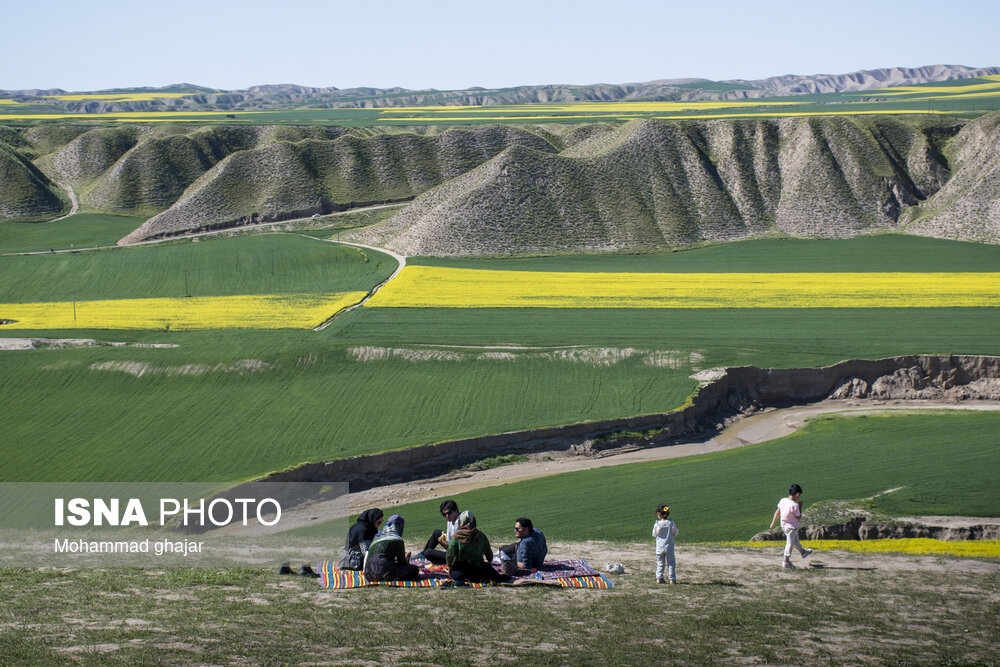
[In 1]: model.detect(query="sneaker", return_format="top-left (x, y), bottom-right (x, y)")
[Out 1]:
top-left (656, 577), bottom-right (665, 584)
top-left (299, 565), bottom-right (320, 578)
top-left (801, 548), bottom-right (813, 559)
top-left (782, 560), bottom-right (796, 569)
top-left (278, 562), bottom-right (293, 575)
top-left (669, 579), bottom-right (676, 585)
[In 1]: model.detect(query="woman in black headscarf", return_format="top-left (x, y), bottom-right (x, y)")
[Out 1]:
top-left (339, 508), bottom-right (383, 570)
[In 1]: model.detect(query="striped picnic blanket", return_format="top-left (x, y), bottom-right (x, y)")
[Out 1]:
top-left (317, 557), bottom-right (614, 589)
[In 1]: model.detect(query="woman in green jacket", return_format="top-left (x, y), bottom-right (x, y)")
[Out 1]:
top-left (446, 511), bottom-right (511, 584)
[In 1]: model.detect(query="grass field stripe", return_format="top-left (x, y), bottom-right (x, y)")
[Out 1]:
top-left (364, 267), bottom-right (1000, 308)
top-left (0, 292), bottom-right (367, 330)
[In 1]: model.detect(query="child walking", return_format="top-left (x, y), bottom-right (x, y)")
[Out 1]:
top-left (769, 483), bottom-right (812, 569)
top-left (652, 504), bottom-right (679, 584)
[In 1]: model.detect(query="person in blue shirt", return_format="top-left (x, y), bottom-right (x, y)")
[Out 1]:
top-left (499, 517), bottom-right (547, 571)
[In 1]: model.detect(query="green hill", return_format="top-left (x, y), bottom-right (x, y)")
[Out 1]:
top-left (2, 114), bottom-right (999, 250)
top-left (0, 132), bottom-right (67, 222)
top-left (343, 116), bottom-right (966, 254)
top-left (906, 111), bottom-right (1000, 242)
top-left (118, 125), bottom-right (556, 241)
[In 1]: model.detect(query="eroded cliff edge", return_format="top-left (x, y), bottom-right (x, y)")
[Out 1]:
top-left (252, 355), bottom-right (1000, 490)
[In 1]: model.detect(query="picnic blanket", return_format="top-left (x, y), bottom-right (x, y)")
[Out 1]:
top-left (317, 557), bottom-right (614, 589)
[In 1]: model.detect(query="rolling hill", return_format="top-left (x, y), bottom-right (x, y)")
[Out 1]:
top-left (1, 65), bottom-right (999, 252)
top-left (342, 114), bottom-right (1000, 255)
top-left (3, 114), bottom-right (999, 250)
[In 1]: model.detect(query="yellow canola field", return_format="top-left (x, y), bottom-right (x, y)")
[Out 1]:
top-left (0, 110), bottom-right (246, 121)
top-left (378, 100), bottom-right (805, 115)
top-left (732, 539), bottom-right (1000, 558)
top-left (364, 266), bottom-right (1000, 309)
top-left (870, 79), bottom-right (1000, 96)
top-left (909, 90), bottom-right (1000, 102)
top-left (652, 109), bottom-right (955, 120)
top-left (0, 293), bottom-right (367, 330)
top-left (387, 115), bottom-right (636, 122)
top-left (42, 92), bottom-right (197, 102)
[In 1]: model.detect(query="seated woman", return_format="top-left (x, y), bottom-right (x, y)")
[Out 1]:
top-left (339, 508), bottom-right (383, 570)
top-left (363, 514), bottom-right (420, 582)
top-left (446, 511), bottom-right (511, 584)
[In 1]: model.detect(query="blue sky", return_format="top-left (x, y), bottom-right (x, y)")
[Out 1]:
top-left (4, 0), bottom-right (998, 92)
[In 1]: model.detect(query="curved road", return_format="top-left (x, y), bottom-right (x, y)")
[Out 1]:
top-left (312, 239), bottom-right (407, 330)
top-left (340, 399), bottom-right (1000, 516)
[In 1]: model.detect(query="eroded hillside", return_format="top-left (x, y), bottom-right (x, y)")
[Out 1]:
top-left (342, 116), bottom-right (988, 255)
top-left (0, 127), bottom-right (69, 221)
top-left (1, 114), bottom-right (999, 253)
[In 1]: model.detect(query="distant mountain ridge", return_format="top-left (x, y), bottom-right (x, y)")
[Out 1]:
top-left (3, 64), bottom-right (998, 112)
top-left (727, 64), bottom-right (1000, 95)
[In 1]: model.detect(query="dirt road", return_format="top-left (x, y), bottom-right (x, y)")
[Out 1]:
top-left (344, 399), bottom-right (1000, 515)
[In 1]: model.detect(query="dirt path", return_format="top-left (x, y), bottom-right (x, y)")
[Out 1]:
top-left (2, 203), bottom-right (407, 257)
top-left (343, 399), bottom-right (1000, 515)
top-left (49, 181), bottom-right (79, 222)
top-left (312, 239), bottom-right (407, 330)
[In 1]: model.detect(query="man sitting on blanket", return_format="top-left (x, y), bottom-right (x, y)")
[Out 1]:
top-left (420, 499), bottom-right (460, 565)
top-left (498, 517), bottom-right (547, 573)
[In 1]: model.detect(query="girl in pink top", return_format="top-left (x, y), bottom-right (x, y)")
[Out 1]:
top-left (769, 483), bottom-right (812, 569)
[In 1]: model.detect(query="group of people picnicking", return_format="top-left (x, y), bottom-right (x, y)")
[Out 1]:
top-left (329, 483), bottom-right (809, 585)
top-left (339, 500), bottom-right (547, 584)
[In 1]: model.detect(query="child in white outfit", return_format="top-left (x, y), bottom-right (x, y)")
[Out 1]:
top-left (769, 483), bottom-right (812, 568)
top-left (652, 504), bottom-right (679, 584)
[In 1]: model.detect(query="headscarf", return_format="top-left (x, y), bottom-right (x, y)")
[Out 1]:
top-left (454, 510), bottom-right (480, 544)
top-left (369, 514), bottom-right (405, 550)
top-left (358, 508), bottom-right (384, 528)
top-left (346, 508), bottom-right (383, 549)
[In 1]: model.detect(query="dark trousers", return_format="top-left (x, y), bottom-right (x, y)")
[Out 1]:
top-left (421, 530), bottom-right (447, 564)
top-left (381, 562), bottom-right (420, 581)
top-left (365, 554), bottom-right (420, 582)
top-left (498, 543), bottom-right (517, 559)
top-left (449, 560), bottom-right (511, 584)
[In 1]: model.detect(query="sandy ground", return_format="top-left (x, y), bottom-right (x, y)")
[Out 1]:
top-left (568, 540), bottom-right (1000, 574)
top-left (560, 540), bottom-right (1000, 586)
top-left (344, 399), bottom-right (1000, 519)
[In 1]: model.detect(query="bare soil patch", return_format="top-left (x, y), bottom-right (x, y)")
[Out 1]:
top-left (0, 337), bottom-right (178, 350)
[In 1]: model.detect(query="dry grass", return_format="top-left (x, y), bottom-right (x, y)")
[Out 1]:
top-left (1, 543), bottom-right (996, 665)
